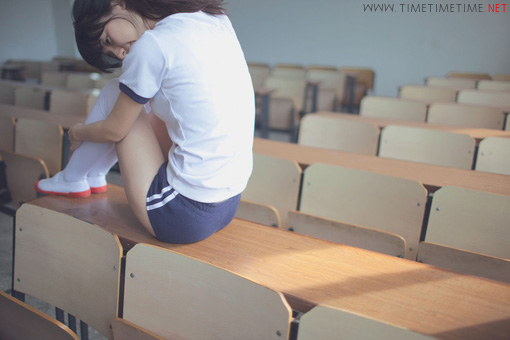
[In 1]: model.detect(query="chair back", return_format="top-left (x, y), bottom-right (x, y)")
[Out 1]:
top-left (14, 118), bottom-right (63, 175)
top-left (122, 243), bottom-right (292, 339)
top-left (0, 290), bottom-right (80, 340)
top-left (298, 114), bottom-right (380, 155)
top-left (475, 137), bottom-right (510, 175)
top-left (399, 85), bottom-right (458, 103)
top-left (288, 211), bottom-right (406, 258)
top-left (235, 200), bottom-right (281, 228)
top-left (300, 163), bottom-right (427, 259)
top-left (298, 305), bottom-right (436, 340)
top-left (360, 96), bottom-right (427, 122)
top-left (14, 204), bottom-right (123, 339)
top-left (242, 153), bottom-right (301, 229)
top-left (378, 125), bottom-right (475, 169)
top-left (0, 149), bottom-right (49, 206)
top-left (425, 77), bottom-right (476, 90)
top-left (425, 186), bottom-right (510, 259)
top-left (427, 103), bottom-right (505, 129)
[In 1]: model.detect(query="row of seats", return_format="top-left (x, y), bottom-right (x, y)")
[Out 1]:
top-left (443, 71), bottom-right (510, 82)
top-left (359, 95), bottom-right (509, 129)
top-left (0, 80), bottom-right (99, 115)
top-left (297, 114), bottom-right (510, 174)
top-left (250, 63), bottom-right (375, 108)
top-left (426, 76), bottom-right (510, 92)
top-left (399, 84), bottom-right (510, 108)
top-left (0, 81), bottom-right (101, 209)
top-left (249, 63), bottom-right (375, 139)
top-left (1, 57), bottom-right (101, 82)
top-left (237, 153), bottom-right (509, 283)
top-left (41, 70), bottom-right (120, 90)
top-left (4, 204), bottom-right (436, 340)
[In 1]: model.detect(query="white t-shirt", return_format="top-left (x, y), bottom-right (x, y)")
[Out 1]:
top-left (119, 12), bottom-right (255, 203)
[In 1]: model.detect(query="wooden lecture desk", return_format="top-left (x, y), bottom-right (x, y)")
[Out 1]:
top-left (253, 138), bottom-right (510, 196)
top-left (316, 112), bottom-right (510, 143)
top-left (24, 185), bottom-right (510, 340)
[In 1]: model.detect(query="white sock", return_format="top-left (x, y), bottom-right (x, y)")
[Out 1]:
top-left (62, 141), bottom-right (116, 182)
top-left (87, 148), bottom-right (118, 178)
top-left (61, 79), bottom-right (121, 183)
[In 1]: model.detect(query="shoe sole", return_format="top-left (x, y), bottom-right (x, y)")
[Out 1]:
top-left (35, 181), bottom-right (91, 198)
top-left (91, 185), bottom-right (108, 194)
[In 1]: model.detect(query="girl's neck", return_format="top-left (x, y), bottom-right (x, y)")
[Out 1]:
top-left (145, 18), bottom-right (160, 30)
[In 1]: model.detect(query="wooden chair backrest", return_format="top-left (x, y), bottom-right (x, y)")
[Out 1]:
top-left (306, 69), bottom-right (346, 111)
top-left (360, 96), bottom-right (427, 122)
top-left (14, 118), bottom-right (63, 175)
top-left (399, 85), bottom-right (458, 103)
top-left (41, 72), bottom-right (67, 87)
top-left (14, 86), bottom-right (46, 109)
top-left (266, 96), bottom-right (299, 131)
top-left (378, 125), bottom-right (475, 169)
top-left (14, 204), bottom-right (123, 339)
top-left (123, 243), bottom-right (292, 340)
top-left (271, 63), bottom-right (306, 78)
top-left (66, 73), bottom-right (100, 90)
top-left (40, 61), bottom-right (60, 75)
top-left (447, 71), bottom-right (491, 81)
top-left (20, 61), bottom-right (43, 81)
top-left (0, 149), bottom-right (49, 207)
top-left (0, 82), bottom-right (15, 104)
top-left (417, 242), bottom-right (510, 284)
top-left (425, 77), bottom-right (477, 90)
top-left (299, 163), bottom-right (427, 259)
top-left (427, 103), bottom-right (505, 129)
top-left (457, 89), bottom-right (510, 111)
top-left (475, 137), bottom-right (510, 175)
top-left (425, 186), bottom-right (510, 259)
top-left (339, 67), bottom-right (375, 90)
top-left (111, 318), bottom-right (178, 340)
top-left (235, 199), bottom-right (281, 228)
top-left (297, 305), bottom-right (436, 340)
top-left (50, 89), bottom-right (99, 117)
top-left (263, 75), bottom-right (307, 110)
top-left (306, 68), bottom-right (345, 91)
top-left (288, 211), bottom-right (406, 258)
top-left (298, 114), bottom-right (380, 155)
top-left (0, 116), bottom-right (15, 151)
top-left (242, 153), bottom-right (301, 229)
top-left (248, 63), bottom-right (271, 89)
top-left (476, 80), bottom-right (510, 92)
top-left (0, 290), bottom-right (80, 340)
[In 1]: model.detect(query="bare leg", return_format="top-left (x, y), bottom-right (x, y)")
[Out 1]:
top-left (115, 111), bottom-right (165, 237)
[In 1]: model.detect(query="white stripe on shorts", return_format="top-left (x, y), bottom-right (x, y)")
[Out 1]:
top-left (146, 185), bottom-right (173, 203)
top-left (146, 190), bottom-right (178, 211)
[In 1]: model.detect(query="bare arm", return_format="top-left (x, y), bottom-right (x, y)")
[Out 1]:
top-left (69, 92), bottom-right (144, 149)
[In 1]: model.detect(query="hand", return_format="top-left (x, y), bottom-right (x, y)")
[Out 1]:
top-left (68, 123), bottom-right (83, 151)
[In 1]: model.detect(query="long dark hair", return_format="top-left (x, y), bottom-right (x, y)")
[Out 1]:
top-left (73, 0), bottom-right (226, 73)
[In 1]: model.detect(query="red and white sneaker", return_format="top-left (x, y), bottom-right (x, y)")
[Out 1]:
top-left (87, 175), bottom-right (108, 194)
top-left (35, 172), bottom-right (91, 198)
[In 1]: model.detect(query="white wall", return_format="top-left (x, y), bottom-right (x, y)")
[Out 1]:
top-left (0, 0), bottom-right (74, 63)
top-left (225, 0), bottom-right (510, 96)
top-left (1, 0), bottom-right (508, 96)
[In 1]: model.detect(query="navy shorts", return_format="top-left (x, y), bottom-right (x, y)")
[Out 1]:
top-left (146, 162), bottom-right (241, 244)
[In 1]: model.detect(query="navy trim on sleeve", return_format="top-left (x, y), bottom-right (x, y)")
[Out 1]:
top-left (119, 83), bottom-right (150, 104)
